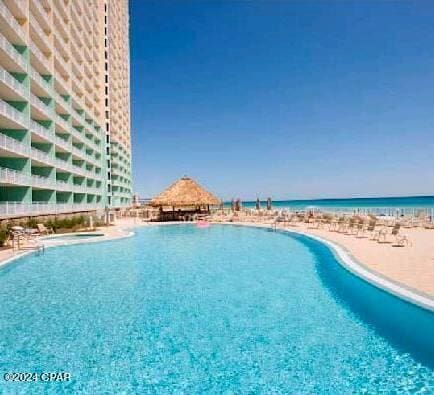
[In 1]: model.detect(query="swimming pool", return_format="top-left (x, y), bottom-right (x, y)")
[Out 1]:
top-left (41, 233), bottom-right (105, 243)
top-left (0, 225), bottom-right (433, 393)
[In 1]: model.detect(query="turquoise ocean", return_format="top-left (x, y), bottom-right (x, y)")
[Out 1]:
top-left (225, 195), bottom-right (434, 213)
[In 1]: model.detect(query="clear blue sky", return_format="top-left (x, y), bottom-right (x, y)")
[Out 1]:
top-left (130, 0), bottom-right (434, 201)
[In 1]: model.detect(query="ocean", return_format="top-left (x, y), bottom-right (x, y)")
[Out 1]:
top-left (225, 196), bottom-right (434, 214)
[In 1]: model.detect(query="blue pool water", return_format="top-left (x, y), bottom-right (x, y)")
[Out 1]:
top-left (0, 225), bottom-right (433, 393)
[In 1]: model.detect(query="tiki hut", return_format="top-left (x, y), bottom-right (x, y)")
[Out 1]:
top-left (149, 176), bottom-right (221, 221)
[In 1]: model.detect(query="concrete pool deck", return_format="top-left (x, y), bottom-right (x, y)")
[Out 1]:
top-left (1, 218), bottom-right (433, 310)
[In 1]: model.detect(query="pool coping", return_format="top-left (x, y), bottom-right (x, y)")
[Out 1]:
top-left (1, 221), bottom-right (433, 312)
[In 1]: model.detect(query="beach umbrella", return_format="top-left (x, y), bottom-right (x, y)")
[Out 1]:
top-left (266, 197), bottom-right (272, 210)
top-left (231, 198), bottom-right (235, 212)
top-left (256, 198), bottom-right (261, 210)
top-left (235, 199), bottom-right (241, 211)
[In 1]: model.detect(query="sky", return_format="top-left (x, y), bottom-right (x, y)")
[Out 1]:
top-left (130, 0), bottom-right (434, 201)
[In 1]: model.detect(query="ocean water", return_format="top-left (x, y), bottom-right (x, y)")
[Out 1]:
top-left (0, 225), bottom-right (433, 393)
top-left (228, 195), bottom-right (434, 212)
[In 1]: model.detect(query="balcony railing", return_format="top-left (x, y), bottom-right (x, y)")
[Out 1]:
top-left (30, 92), bottom-right (52, 118)
top-left (0, 1), bottom-right (26, 42)
top-left (29, 41), bottom-right (51, 73)
top-left (0, 98), bottom-right (28, 128)
top-left (0, 132), bottom-right (30, 157)
top-left (29, 68), bottom-right (51, 95)
top-left (0, 65), bottom-right (28, 99)
top-left (0, 166), bottom-right (30, 186)
top-left (0, 202), bottom-right (104, 218)
top-left (29, 10), bottom-right (51, 51)
top-left (31, 0), bottom-right (51, 30)
top-left (0, 31), bottom-right (27, 71)
top-left (29, 119), bottom-right (53, 142)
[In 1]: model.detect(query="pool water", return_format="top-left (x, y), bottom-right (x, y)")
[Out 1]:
top-left (0, 225), bottom-right (433, 393)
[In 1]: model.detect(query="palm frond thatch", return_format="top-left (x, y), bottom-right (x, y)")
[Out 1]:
top-left (150, 177), bottom-right (221, 207)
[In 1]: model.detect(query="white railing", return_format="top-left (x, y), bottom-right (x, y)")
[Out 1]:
top-left (29, 10), bottom-right (51, 50)
top-left (31, 173), bottom-right (55, 189)
top-left (0, 132), bottom-right (30, 156)
top-left (30, 146), bottom-right (52, 165)
top-left (0, 99), bottom-right (28, 128)
top-left (29, 119), bottom-right (53, 141)
top-left (0, 162), bottom-right (103, 196)
top-left (0, 202), bottom-right (104, 218)
top-left (29, 41), bottom-right (51, 73)
top-left (31, 0), bottom-right (50, 28)
top-left (0, 166), bottom-right (29, 185)
top-left (52, 6), bottom-right (69, 41)
top-left (55, 113), bottom-right (70, 132)
top-left (54, 72), bottom-right (69, 96)
top-left (30, 92), bottom-right (52, 118)
top-left (0, 65), bottom-right (28, 99)
top-left (0, 1), bottom-right (26, 41)
top-left (52, 90), bottom-right (70, 113)
top-left (54, 134), bottom-right (72, 152)
top-left (55, 179), bottom-right (72, 192)
top-left (30, 68), bottom-right (51, 95)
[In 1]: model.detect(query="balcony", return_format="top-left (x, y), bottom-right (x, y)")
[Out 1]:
top-left (52, 6), bottom-right (69, 42)
top-left (30, 146), bottom-right (53, 167)
top-left (29, 119), bottom-right (53, 143)
top-left (30, 0), bottom-right (51, 31)
top-left (0, 202), bottom-right (105, 218)
top-left (54, 133), bottom-right (72, 152)
top-left (0, 64), bottom-right (28, 100)
top-left (30, 92), bottom-right (52, 119)
top-left (0, 31), bottom-right (27, 73)
top-left (55, 113), bottom-right (70, 133)
top-left (0, 0), bottom-right (26, 46)
top-left (30, 68), bottom-right (51, 97)
top-left (0, 98), bottom-right (28, 129)
top-left (31, 173), bottom-right (57, 189)
top-left (0, 165), bottom-right (30, 186)
top-left (29, 41), bottom-right (51, 75)
top-left (0, 132), bottom-right (29, 157)
top-left (29, 11), bottom-right (52, 54)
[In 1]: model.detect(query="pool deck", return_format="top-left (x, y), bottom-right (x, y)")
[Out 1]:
top-left (1, 218), bottom-right (433, 310)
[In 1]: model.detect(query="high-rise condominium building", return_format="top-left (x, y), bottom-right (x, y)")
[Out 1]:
top-left (0, 0), bottom-right (132, 219)
top-left (104, 0), bottom-right (132, 208)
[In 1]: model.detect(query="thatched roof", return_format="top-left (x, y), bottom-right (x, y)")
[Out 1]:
top-left (150, 177), bottom-right (221, 207)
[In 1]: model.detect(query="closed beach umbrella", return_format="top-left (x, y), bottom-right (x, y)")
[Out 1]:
top-left (266, 197), bottom-right (272, 210)
top-left (256, 198), bottom-right (261, 210)
top-left (235, 199), bottom-right (241, 211)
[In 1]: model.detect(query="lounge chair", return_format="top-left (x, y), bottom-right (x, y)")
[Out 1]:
top-left (376, 224), bottom-right (410, 246)
top-left (357, 219), bottom-right (376, 238)
top-left (37, 223), bottom-right (53, 235)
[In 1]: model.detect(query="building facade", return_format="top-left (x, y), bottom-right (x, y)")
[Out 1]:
top-left (104, 0), bottom-right (132, 208)
top-left (0, 0), bottom-right (132, 219)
